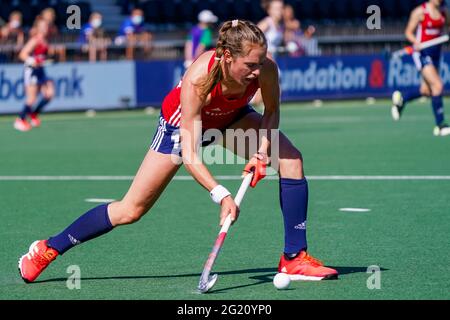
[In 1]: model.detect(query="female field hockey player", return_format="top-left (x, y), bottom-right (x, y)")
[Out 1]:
top-left (18, 20), bottom-right (338, 283)
top-left (391, 0), bottom-right (450, 136)
top-left (14, 17), bottom-right (55, 132)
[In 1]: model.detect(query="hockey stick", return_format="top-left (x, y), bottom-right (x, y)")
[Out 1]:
top-left (197, 172), bottom-right (253, 293)
top-left (391, 34), bottom-right (449, 59)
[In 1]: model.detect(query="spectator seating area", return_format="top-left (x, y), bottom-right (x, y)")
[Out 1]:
top-left (0, 0), bottom-right (92, 28)
top-left (0, 0), bottom-right (438, 61)
top-left (1, 0), bottom-right (427, 33)
top-left (126, 0), bottom-right (425, 28)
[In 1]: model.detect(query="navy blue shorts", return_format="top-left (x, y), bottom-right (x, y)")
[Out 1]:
top-left (150, 105), bottom-right (256, 156)
top-left (412, 46), bottom-right (441, 71)
top-left (24, 66), bottom-right (49, 86)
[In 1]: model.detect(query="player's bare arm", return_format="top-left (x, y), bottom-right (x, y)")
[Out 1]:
top-left (258, 56), bottom-right (280, 157)
top-left (180, 51), bottom-right (218, 191)
top-left (18, 37), bottom-right (37, 64)
top-left (405, 6), bottom-right (424, 46)
top-left (180, 52), bottom-right (239, 224)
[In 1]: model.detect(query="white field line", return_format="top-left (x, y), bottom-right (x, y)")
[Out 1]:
top-left (339, 208), bottom-right (371, 212)
top-left (85, 198), bottom-right (116, 203)
top-left (1, 175), bottom-right (450, 181)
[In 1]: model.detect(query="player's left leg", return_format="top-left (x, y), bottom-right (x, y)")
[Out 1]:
top-left (222, 111), bottom-right (338, 280)
top-left (393, 52), bottom-right (437, 121)
top-left (421, 64), bottom-right (450, 136)
top-left (391, 87), bottom-right (423, 121)
top-left (31, 80), bottom-right (54, 127)
top-left (393, 79), bottom-right (432, 120)
top-left (14, 83), bottom-right (38, 131)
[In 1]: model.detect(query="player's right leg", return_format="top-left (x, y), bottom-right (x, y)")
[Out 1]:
top-left (19, 130), bottom-right (181, 283)
top-left (30, 80), bottom-right (55, 127)
top-left (14, 84), bottom-right (37, 132)
top-left (223, 111), bottom-right (338, 280)
top-left (421, 64), bottom-right (450, 136)
top-left (108, 150), bottom-right (180, 226)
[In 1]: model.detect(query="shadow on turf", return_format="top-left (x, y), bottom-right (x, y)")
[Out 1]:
top-left (333, 266), bottom-right (388, 275)
top-left (32, 265), bottom-right (381, 293)
top-left (208, 266), bottom-right (383, 294)
top-left (32, 267), bottom-right (278, 285)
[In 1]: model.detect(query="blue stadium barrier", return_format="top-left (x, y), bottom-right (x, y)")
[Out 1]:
top-left (2, 53), bottom-right (450, 114)
top-left (135, 53), bottom-right (450, 106)
top-left (0, 61), bottom-right (136, 114)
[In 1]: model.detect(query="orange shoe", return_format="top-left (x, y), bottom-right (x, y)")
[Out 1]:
top-left (18, 240), bottom-right (59, 283)
top-left (13, 118), bottom-right (32, 132)
top-left (278, 251), bottom-right (338, 281)
top-left (30, 113), bottom-right (41, 127)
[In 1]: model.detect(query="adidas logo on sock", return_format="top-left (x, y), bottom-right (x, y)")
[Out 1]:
top-left (294, 222), bottom-right (306, 230)
top-left (68, 234), bottom-right (81, 245)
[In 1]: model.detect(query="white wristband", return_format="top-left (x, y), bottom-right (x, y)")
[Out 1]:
top-left (25, 56), bottom-right (35, 66)
top-left (210, 185), bottom-right (231, 205)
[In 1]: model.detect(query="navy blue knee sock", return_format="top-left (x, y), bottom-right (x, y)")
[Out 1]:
top-left (19, 104), bottom-right (32, 120)
top-left (279, 178), bottom-right (308, 254)
top-left (402, 88), bottom-right (422, 105)
top-left (34, 98), bottom-right (51, 114)
top-left (47, 204), bottom-right (113, 254)
top-left (431, 96), bottom-right (445, 126)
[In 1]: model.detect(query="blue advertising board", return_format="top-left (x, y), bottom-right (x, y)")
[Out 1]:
top-left (135, 53), bottom-right (450, 106)
top-left (2, 53), bottom-right (450, 115)
top-left (0, 61), bottom-right (136, 114)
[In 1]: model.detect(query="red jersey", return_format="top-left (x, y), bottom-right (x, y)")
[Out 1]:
top-left (32, 37), bottom-right (48, 67)
top-left (417, 3), bottom-right (446, 43)
top-left (161, 53), bottom-right (260, 130)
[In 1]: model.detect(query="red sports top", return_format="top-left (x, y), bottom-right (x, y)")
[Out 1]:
top-left (417, 3), bottom-right (446, 43)
top-left (161, 52), bottom-right (260, 130)
top-left (32, 37), bottom-right (48, 67)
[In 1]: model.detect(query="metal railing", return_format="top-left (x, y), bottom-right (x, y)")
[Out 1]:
top-left (2, 33), bottom-right (450, 63)
top-left (0, 38), bottom-right (185, 63)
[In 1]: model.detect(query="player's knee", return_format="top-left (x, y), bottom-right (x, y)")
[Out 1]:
top-left (42, 92), bottom-right (53, 100)
top-left (279, 155), bottom-right (303, 169)
top-left (420, 86), bottom-right (431, 96)
top-left (279, 147), bottom-right (304, 173)
top-left (112, 202), bottom-right (147, 225)
top-left (431, 82), bottom-right (443, 96)
top-left (122, 206), bottom-right (146, 224)
top-left (280, 145), bottom-right (303, 162)
top-left (44, 92), bottom-right (54, 100)
top-left (44, 84), bottom-right (55, 99)
top-left (26, 98), bottom-right (36, 105)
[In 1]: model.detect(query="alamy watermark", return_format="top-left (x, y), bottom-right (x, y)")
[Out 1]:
top-left (366, 265), bottom-right (381, 290)
top-left (66, 5), bottom-right (81, 30)
top-left (168, 121), bottom-right (281, 174)
top-left (66, 265), bottom-right (81, 290)
top-left (367, 5), bottom-right (381, 30)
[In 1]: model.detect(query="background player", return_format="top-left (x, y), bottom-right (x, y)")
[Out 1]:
top-left (391, 0), bottom-right (450, 136)
top-left (14, 17), bottom-right (54, 132)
